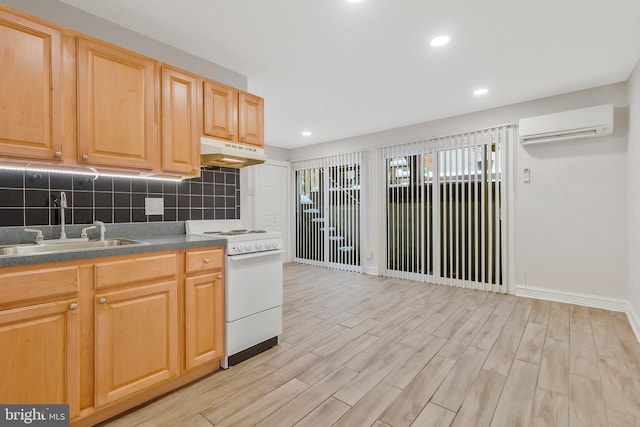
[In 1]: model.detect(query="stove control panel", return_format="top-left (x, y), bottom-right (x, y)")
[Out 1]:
top-left (227, 238), bottom-right (283, 255)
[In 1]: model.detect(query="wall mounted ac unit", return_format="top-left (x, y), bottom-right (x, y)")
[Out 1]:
top-left (519, 104), bottom-right (613, 145)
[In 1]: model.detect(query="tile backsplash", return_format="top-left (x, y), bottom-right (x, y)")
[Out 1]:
top-left (0, 167), bottom-right (240, 227)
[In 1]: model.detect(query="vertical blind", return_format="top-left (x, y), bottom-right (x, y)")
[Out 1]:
top-left (379, 125), bottom-right (511, 292)
top-left (292, 152), bottom-right (362, 272)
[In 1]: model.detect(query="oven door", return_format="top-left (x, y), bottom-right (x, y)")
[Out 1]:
top-left (226, 249), bottom-right (284, 322)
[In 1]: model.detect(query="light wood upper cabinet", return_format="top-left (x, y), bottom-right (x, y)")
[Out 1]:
top-left (0, 299), bottom-right (80, 418)
top-left (77, 37), bottom-right (157, 170)
top-left (203, 80), bottom-right (264, 147)
top-left (161, 66), bottom-right (201, 178)
top-left (0, 9), bottom-right (66, 161)
top-left (203, 80), bottom-right (236, 141)
top-left (238, 92), bottom-right (264, 146)
top-left (0, 7), bottom-right (265, 175)
top-left (94, 281), bottom-right (179, 406)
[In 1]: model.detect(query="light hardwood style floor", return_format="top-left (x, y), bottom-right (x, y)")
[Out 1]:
top-left (102, 263), bottom-right (640, 427)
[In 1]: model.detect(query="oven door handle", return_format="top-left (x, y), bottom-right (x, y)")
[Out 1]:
top-left (228, 250), bottom-right (284, 261)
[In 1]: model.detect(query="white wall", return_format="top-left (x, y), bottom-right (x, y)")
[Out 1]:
top-left (289, 82), bottom-right (629, 301)
top-left (628, 60), bottom-right (640, 321)
top-left (516, 107), bottom-right (627, 300)
top-left (264, 145), bottom-right (290, 162)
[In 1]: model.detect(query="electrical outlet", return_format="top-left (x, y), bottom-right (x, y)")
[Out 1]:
top-left (145, 198), bottom-right (164, 215)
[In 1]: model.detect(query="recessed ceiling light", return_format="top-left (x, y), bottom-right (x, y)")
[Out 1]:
top-left (430, 35), bottom-right (450, 47)
top-left (302, 131), bottom-right (312, 137)
top-left (473, 88), bottom-right (489, 96)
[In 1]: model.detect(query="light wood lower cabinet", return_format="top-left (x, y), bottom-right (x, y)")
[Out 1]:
top-left (184, 248), bottom-right (225, 371)
top-left (0, 299), bottom-right (80, 418)
top-left (94, 281), bottom-right (179, 406)
top-left (185, 273), bottom-right (224, 370)
top-left (0, 247), bottom-right (224, 425)
top-left (0, 264), bottom-right (80, 418)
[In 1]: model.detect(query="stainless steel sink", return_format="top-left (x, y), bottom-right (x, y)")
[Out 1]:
top-left (0, 238), bottom-right (148, 256)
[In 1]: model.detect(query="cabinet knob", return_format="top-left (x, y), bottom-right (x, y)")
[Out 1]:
top-left (217, 275), bottom-right (223, 280)
top-left (69, 303), bottom-right (78, 311)
top-left (241, 135), bottom-right (246, 140)
top-left (82, 154), bottom-right (89, 160)
top-left (98, 297), bottom-right (106, 304)
top-left (229, 133), bottom-right (235, 137)
top-left (203, 258), bottom-right (210, 264)
top-left (54, 151), bottom-right (62, 158)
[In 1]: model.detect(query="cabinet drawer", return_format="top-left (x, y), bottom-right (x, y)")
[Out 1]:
top-left (0, 266), bottom-right (78, 306)
top-left (95, 254), bottom-right (177, 289)
top-left (185, 248), bottom-right (223, 274)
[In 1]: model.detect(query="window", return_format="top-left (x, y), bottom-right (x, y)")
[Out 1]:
top-left (380, 126), bottom-right (510, 292)
top-left (293, 152), bottom-right (362, 272)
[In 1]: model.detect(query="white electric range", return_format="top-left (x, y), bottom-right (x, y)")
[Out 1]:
top-left (185, 220), bottom-right (283, 368)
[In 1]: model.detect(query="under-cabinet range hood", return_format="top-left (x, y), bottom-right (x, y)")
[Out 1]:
top-left (200, 137), bottom-right (266, 168)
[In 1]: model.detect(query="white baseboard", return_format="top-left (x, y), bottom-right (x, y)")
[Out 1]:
top-left (514, 284), bottom-right (629, 312)
top-left (364, 266), bottom-right (379, 276)
top-left (627, 303), bottom-right (640, 343)
top-left (515, 284), bottom-right (640, 342)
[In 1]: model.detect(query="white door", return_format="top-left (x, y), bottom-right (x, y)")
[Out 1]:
top-left (253, 161), bottom-right (290, 259)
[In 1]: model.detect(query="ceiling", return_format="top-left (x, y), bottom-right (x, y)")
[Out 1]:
top-left (58, 0), bottom-right (640, 149)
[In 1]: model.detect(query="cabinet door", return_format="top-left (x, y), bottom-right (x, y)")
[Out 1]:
top-left (0, 299), bottom-right (80, 418)
top-left (77, 37), bottom-right (156, 170)
top-left (0, 10), bottom-right (64, 160)
top-left (185, 273), bottom-right (224, 370)
top-left (95, 281), bottom-right (178, 406)
top-left (161, 66), bottom-right (200, 177)
top-left (203, 81), bottom-right (237, 140)
top-left (238, 92), bottom-right (264, 147)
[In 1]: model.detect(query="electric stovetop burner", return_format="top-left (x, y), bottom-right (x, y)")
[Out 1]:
top-left (203, 229), bottom-right (267, 235)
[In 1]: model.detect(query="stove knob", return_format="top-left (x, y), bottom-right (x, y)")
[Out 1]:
top-left (273, 241), bottom-right (279, 249)
top-left (234, 244), bottom-right (242, 253)
top-left (256, 242), bottom-right (263, 250)
top-left (244, 243), bottom-right (253, 252)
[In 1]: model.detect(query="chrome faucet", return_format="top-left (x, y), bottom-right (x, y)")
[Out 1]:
top-left (24, 228), bottom-right (44, 243)
top-left (94, 221), bottom-right (106, 241)
top-left (79, 221), bottom-right (105, 240)
top-left (58, 192), bottom-right (67, 240)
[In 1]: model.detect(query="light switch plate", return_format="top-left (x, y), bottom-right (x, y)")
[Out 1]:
top-left (523, 168), bottom-right (531, 183)
top-left (145, 197), bottom-right (164, 215)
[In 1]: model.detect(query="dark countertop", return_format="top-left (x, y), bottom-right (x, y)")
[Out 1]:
top-left (0, 234), bottom-right (226, 268)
